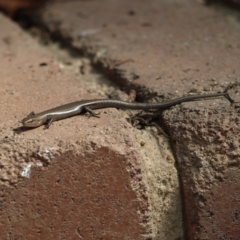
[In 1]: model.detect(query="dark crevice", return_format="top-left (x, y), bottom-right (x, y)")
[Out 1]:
top-left (15, 10), bottom-right (159, 103)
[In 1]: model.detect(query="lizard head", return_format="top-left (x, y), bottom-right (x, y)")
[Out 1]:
top-left (20, 112), bottom-right (46, 128)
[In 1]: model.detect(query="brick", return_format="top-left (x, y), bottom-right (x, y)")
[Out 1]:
top-left (0, 11), bottom-right (182, 240)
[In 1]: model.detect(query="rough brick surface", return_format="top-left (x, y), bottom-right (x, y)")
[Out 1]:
top-left (0, 148), bottom-right (148, 239)
top-left (164, 102), bottom-right (240, 239)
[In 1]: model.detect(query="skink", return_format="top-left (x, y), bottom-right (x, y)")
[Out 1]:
top-left (20, 92), bottom-right (229, 128)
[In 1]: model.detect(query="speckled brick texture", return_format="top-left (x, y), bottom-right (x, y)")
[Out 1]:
top-left (0, 147), bottom-right (148, 239)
